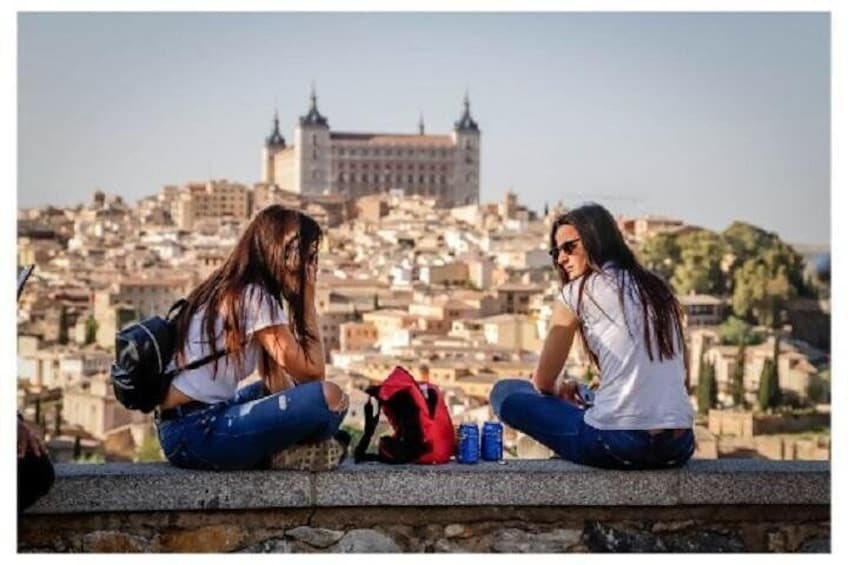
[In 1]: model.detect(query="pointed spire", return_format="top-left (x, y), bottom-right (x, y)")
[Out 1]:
top-left (266, 107), bottom-right (286, 147)
top-left (300, 83), bottom-right (328, 128)
top-left (454, 91), bottom-right (479, 133)
top-left (418, 112), bottom-right (425, 135)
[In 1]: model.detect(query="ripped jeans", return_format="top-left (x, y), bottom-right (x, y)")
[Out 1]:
top-left (490, 379), bottom-right (695, 470)
top-left (157, 380), bottom-right (347, 470)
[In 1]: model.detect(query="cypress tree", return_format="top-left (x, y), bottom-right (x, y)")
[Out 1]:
top-left (58, 305), bottom-right (69, 345)
top-left (732, 343), bottom-right (747, 408)
top-left (758, 334), bottom-right (784, 412)
top-left (697, 354), bottom-right (716, 415)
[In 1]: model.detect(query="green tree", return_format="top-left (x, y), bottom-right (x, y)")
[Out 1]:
top-left (73, 436), bottom-right (82, 459)
top-left (731, 343), bottom-right (747, 408)
top-left (722, 221), bottom-right (780, 268)
top-left (697, 355), bottom-right (718, 415)
top-left (84, 316), bottom-right (98, 345)
top-left (732, 247), bottom-right (797, 327)
top-left (757, 336), bottom-right (783, 412)
top-left (806, 369), bottom-right (830, 405)
top-left (135, 435), bottom-right (165, 462)
top-left (718, 316), bottom-right (764, 346)
top-left (671, 229), bottom-right (727, 295)
top-left (639, 232), bottom-right (681, 281)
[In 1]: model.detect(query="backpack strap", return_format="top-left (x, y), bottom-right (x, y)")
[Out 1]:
top-left (166, 299), bottom-right (188, 321)
top-left (354, 395), bottom-right (384, 463)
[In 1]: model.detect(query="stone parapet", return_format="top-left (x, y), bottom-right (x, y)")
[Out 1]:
top-left (20, 459), bottom-right (830, 553)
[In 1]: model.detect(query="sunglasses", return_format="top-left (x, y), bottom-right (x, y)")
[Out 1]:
top-left (548, 238), bottom-right (581, 259)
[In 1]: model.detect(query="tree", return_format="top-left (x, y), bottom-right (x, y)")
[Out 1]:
top-left (718, 316), bottom-right (764, 346)
top-left (84, 316), bottom-right (98, 345)
top-left (73, 436), bottom-right (82, 460)
top-left (722, 221), bottom-right (780, 269)
top-left (731, 343), bottom-right (747, 408)
top-left (697, 354), bottom-right (718, 415)
top-left (57, 305), bottom-right (69, 345)
top-left (732, 251), bottom-right (793, 327)
top-left (807, 369), bottom-right (830, 405)
top-left (670, 229), bottom-right (727, 295)
top-left (53, 405), bottom-right (62, 436)
top-left (638, 232), bottom-right (680, 282)
top-left (757, 336), bottom-right (783, 412)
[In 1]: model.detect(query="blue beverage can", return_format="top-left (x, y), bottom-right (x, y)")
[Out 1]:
top-left (456, 423), bottom-right (480, 464)
top-left (481, 421), bottom-right (503, 461)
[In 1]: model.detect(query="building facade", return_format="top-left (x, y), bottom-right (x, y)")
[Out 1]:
top-left (262, 89), bottom-right (481, 207)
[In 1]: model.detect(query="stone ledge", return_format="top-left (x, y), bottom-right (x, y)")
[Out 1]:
top-left (27, 459), bottom-right (830, 515)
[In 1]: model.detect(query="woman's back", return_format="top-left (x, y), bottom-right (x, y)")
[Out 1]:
top-left (561, 264), bottom-right (694, 430)
top-left (168, 283), bottom-right (287, 404)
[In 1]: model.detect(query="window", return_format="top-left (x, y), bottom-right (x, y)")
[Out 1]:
top-left (312, 134), bottom-right (317, 146)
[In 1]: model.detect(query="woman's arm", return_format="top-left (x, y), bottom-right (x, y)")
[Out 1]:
top-left (533, 299), bottom-right (580, 394)
top-left (254, 264), bottom-right (325, 392)
top-left (255, 304), bottom-right (325, 391)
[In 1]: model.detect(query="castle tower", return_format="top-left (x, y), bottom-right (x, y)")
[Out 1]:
top-left (262, 110), bottom-right (287, 184)
top-left (294, 85), bottom-right (331, 195)
top-left (451, 92), bottom-right (481, 206)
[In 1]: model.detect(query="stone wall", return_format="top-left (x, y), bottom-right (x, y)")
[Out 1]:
top-left (19, 459), bottom-right (830, 553)
top-left (20, 505), bottom-right (830, 553)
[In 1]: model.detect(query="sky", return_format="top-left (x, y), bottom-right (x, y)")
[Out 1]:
top-left (17, 12), bottom-right (830, 245)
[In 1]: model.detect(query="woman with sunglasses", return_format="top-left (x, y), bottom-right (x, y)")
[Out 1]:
top-left (156, 205), bottom-right (349, 471)
top-left (490, 203), bottom-right (695, 469)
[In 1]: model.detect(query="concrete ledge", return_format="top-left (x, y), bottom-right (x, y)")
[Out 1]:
top-left (27, 459), bottom-right (830, 515)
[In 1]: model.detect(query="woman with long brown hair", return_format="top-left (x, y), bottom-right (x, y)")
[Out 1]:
top-left (490, 203), bottom-right (695, 469)
top-left (156, 205), bottom-right (348, 471)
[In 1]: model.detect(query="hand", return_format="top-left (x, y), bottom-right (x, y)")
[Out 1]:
top-left (556, 379), bottom-right (588, 408)
top-left (18, 419), bottom-right (47, 459)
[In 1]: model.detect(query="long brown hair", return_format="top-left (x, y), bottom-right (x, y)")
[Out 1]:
top-left (550, 203), bottom-right (686, 369)
top-left (173, 205), bottom-right (322, 374)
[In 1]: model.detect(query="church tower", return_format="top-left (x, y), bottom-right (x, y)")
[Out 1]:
top-left (294, 85), bottom-right (331, 195)
top-left (261, 110), bottom-right (287, 184)
top-left (451, 92), bottom-right (481, 205)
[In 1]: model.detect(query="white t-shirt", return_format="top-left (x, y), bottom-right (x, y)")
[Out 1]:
top-left (169, 284), bottom-right (288, 404)
top-left (560, 264), bottom-right (694, 430)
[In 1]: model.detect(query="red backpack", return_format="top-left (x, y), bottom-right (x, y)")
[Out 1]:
top-left (354, 366), bottom-right (456, 464)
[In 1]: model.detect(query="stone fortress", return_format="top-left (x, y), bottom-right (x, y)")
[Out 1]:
top-left (261, 87), bottom-right (481, 207)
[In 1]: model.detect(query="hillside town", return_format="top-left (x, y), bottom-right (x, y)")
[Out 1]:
top-left (16, 185), bottom-right (831, 463)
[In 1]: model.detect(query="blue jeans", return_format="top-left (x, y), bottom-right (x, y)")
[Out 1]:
top-left (490, 379), bottom-right (695, 470)
top-left (157, 380), bottom-right (347, 470)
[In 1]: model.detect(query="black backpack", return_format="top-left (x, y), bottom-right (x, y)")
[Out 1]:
top-left (110, 300), bottom-right (225, 413)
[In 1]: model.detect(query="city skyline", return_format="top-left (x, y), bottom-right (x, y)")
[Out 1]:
top-left (18, 12), bottom-right (830, 245)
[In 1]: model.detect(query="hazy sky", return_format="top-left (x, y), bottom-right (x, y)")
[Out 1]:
top-left (17, 12), bottom-right (830, 245)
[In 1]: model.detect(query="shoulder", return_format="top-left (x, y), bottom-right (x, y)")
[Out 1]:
top-left (241, 283), bottom-right (288, 321)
